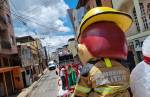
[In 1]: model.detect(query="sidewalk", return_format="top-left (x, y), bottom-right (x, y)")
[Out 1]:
top-left (17, 68), bottom-right (48, 97)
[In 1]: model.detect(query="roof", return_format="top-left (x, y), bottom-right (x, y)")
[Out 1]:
top-left (16, 36), bottom-right (35, 43)
top-left (76, 0), bottom-right (88, 9)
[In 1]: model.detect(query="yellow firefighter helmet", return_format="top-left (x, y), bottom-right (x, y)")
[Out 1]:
top-left (77, 7), bottom-right (133, 41)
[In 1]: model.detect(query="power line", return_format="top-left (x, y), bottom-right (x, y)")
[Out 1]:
top-left (9, 0), bottom-right (42, 23)
top-left (1, 5), bottom-right (60, 33)
top-left (4, 1), bottom-right (62, 32)
top-left (9, 0), bottom-right (52, 27)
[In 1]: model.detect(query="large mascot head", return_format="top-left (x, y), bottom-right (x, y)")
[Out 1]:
top-left (77, 7), bottom-right (132, 64)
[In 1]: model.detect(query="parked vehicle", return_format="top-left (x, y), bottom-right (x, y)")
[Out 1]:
top-left (48, 61), bottom-right (56, 70)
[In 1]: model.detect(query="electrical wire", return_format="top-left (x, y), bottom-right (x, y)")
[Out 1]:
top-left (3, 1), bottom-right (61, 32)
top-left (1, 0), bottom-right (71, 50)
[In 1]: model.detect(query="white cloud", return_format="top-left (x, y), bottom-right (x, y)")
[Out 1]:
top-left (14, 27), bottom-right (35, 37)
top-left (58, 26), bottom-right (71, 32)
top-left (41, 35), bottom-right (74, 52)
top-left (11, 0), bottom-right (74, 51)
top-left (11, 0), bottom-right (71, 33)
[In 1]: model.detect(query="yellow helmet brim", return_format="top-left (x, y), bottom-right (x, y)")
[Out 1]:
top-left (77, 7), bottom-right (133, 41)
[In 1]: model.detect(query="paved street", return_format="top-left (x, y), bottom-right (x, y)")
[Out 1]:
top-left (30, 70), bottom-right (58, 97)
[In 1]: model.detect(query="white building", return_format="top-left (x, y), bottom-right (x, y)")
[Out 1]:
top-left (112, 0), bottom-right (150, 63)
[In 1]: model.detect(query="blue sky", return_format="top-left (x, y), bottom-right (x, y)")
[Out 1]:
top-left (64, 0), bottom-right (78, 8)
top-left (56, 0), bottom-right (78, 36)
top-left (11, 0), bottom-right (78, 52)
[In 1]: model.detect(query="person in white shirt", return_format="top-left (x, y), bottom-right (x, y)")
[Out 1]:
top-left (60, 67), bottom-right (66, 90)
top-left (130, 35), bottom-right (150, 97)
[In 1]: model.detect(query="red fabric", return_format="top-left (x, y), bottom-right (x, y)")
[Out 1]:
top-left (64, 70), bottom-right (69, 89)
top-left (80, 22), bottom-right (127, 59)
top-left (144, 56), bottom-right (150, 64)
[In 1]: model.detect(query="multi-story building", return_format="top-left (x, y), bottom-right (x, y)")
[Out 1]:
top-left (112, 0), bottom-right (150, 63)
top-left (15, 36), bottom-right (35, 87)
top-left (15, 36), bottom-right (46, 87)
top-left (67, 38), bottom-right (77, 57)
top-left (16, 36), bottom-right (41, 66)
top-left (0, 0), bottom-right (17, 55)
top-left (0, 0), bottom-right (18, 96)
top-left (50, 52), bottom-right (59, 63)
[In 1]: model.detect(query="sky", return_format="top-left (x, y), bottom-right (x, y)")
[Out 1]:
top-left (10, 0), bottom-right (78, 52)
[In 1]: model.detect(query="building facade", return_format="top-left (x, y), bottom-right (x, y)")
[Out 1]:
top-left (0, 0), bottom-right (17, 55)
top-left (67, 38), bottom-right (77, 57)
top-left (0, 0), bottom-right (18, 96)
top-left (112, 0), bottom-right (150, 63)
top-left (16, 36), bottom-right (46, 87)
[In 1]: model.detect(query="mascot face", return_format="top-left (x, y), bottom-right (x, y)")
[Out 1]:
top-left (78, 22), bottom-right (127, 64)
top-left (77, 44), bottom-right (94, 64)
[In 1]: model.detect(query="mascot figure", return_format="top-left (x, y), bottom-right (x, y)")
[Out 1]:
top-left (72, 7), bottom-right (133, 97)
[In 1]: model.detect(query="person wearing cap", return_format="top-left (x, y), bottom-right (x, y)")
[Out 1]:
top-left (72, 7), bottom-right (133, 97)
top-left (130, 36), bottom-right (150, 97)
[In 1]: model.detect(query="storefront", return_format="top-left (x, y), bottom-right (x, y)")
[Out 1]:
top-left (0, 66), bottom-right (23, 96)
top-left (0, 67), bottom-right (14, 96)
top-left (128, 35), bottom-right (148, 64)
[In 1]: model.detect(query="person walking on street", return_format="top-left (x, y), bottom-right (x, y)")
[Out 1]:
top-left (60, 66), bottom-right (66, 90)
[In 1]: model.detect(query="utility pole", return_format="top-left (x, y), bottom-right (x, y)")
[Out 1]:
top-left (44, 46), bottom-right (48, 67)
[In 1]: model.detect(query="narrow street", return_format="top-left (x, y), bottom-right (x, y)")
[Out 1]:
top-left (30, 70), bottom-right (58, 97)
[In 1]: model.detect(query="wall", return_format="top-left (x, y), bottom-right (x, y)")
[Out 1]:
top-left (112, 0), bottom-right (150, 63)
top-left (68, 40), bottom-right (77, 57)
top-left (101, 0), bottom-right (112, 7)
top-left (19, 45), bottom-right (33, 67)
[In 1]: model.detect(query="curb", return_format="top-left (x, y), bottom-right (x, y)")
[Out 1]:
top-left (17, 68), bottom-right (48, 97)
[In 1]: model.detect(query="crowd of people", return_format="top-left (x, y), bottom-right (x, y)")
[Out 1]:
top-left (57, 58), bottom-right (82, 91)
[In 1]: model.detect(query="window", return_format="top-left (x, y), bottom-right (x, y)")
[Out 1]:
top-left (96, 0), bottom-right (102, 6)
top-left (147, 3), bottom-right (150, 19)
top-left (147, 3), bottom-right (150, 27)
top-left (6, 14), bottom-right (11, 24)
top-left (0, 15), bottom-right (7, 25)
top-left (137, 51), bottom-right (143, 62)
top-left (133, 8), bottom-right (140, 32)
top-left (139, 3), bottom-right (149, 30)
